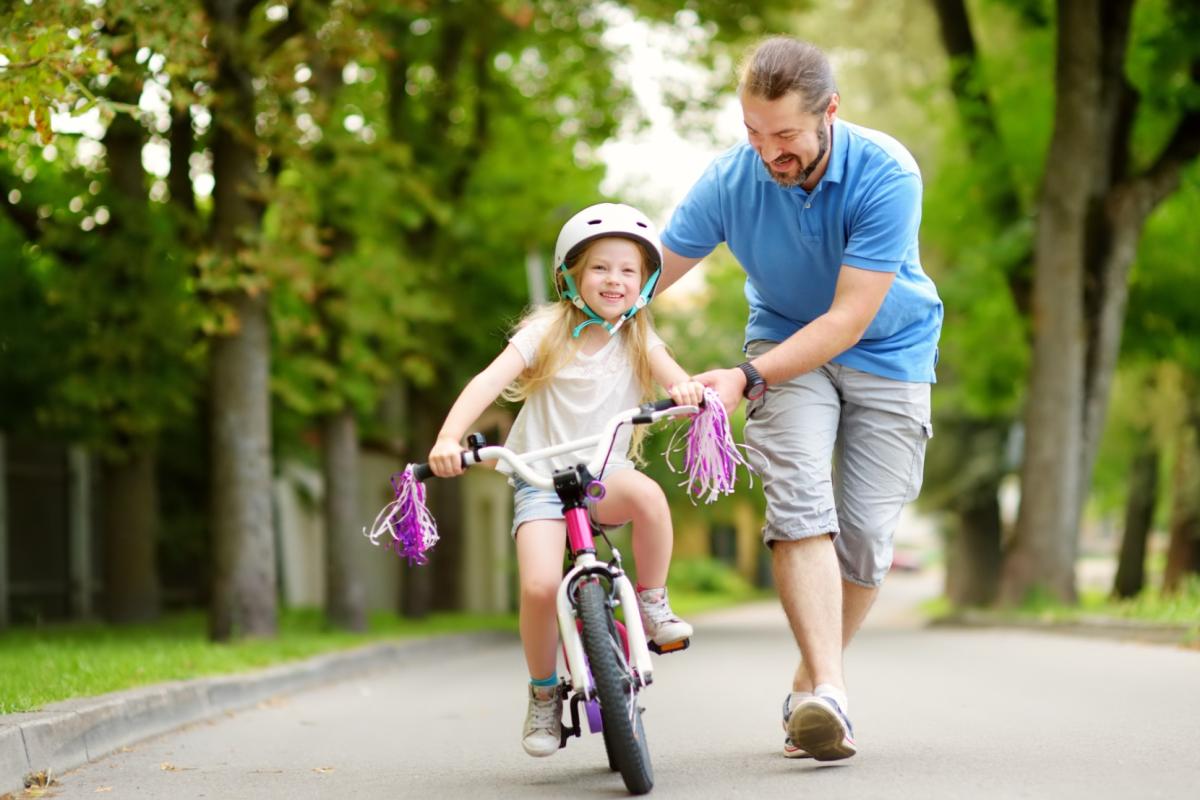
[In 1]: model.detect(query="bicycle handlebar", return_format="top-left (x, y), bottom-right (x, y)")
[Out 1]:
top-left (410, 398), bottom-right (701, 489)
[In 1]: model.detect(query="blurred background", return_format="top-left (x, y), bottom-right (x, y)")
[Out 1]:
top-left (1, 0), bottom-right (1198, 639)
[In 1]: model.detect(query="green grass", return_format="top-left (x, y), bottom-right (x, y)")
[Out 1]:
top-left (0, 560), bottom-right (766, 714)
top-left (925, 576), bottom-right (1200, 635)
top-left (0, 609), bottom-right (517, 714)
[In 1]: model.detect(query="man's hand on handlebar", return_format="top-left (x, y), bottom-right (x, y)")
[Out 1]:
top-left (428, 435), bottom-right (468, 478)
top-left (667, 379), bottom-right (706, 408)
top-left (692, 368), bottom-right (746, 416)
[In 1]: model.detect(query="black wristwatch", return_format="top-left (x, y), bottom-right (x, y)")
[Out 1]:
top-left (736, 361), bottom-right (767, 401)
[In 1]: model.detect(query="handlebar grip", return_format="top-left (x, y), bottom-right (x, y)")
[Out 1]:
top-left (411, 451), bottom-right (470, 482)
top-left (646, 398), bottom-right (677, 412)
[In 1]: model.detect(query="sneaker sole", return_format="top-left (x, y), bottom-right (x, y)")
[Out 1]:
top-left (782, 742), bottom-right (813, 759)
top-left (787, 703), bottom-right (857, 762)
top-left (522, 740), bottom-right (559, 758)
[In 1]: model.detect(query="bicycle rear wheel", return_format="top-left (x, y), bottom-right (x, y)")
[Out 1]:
top-left (577, 577), bottom-right (653, 795)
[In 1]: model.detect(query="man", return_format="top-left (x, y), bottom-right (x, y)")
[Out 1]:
top-left (658, 36), bottom-right (942, 761)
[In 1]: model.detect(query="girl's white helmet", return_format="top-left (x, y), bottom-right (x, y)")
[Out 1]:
top-left (552, 203), bottom-right (664, 337)
top-left (553, 203), bottom-right (664, 279)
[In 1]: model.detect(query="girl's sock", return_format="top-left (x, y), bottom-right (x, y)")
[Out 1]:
top-left (530, 674), bottom-right (558, 699)
top-left (635, 585), bottom-right (666, 603)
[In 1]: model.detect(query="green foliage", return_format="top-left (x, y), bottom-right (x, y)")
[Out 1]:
top-left (666, 557), bottom-right (755, 595)
top-left (0, 129), bottom-right (201, 457)
top-left (1124, 165), bottom-right (1200, 371)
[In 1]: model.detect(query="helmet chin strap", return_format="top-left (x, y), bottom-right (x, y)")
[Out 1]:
top-left (558, 266), bottom-right (661, 339)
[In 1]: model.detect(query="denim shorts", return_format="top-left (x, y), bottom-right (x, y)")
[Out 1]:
top-left (509, 470), bottom-right (629, 538)
top-left (744, 340), bottom-right (933, 588)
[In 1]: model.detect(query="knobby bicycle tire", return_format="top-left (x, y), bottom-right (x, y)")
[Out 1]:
top-left (577, 577), bottom-right (653, 795)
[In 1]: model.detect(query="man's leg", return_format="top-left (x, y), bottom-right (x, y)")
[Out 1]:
top-left (773, 535), bottom-right (845, 692)
top-left (776, 536), bottom-right (859, 761)
top-left (790, 579), bottom-right (878, 692)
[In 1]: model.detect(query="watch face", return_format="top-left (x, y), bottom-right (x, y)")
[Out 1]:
top-left (746, 381), bottom-right (766, 401)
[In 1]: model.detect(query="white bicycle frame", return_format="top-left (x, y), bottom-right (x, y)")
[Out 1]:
top-left (457, 402), bottom-right (698, 699)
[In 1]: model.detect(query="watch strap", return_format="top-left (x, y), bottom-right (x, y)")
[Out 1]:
top-left (736, 361), bottom-right (766, 400)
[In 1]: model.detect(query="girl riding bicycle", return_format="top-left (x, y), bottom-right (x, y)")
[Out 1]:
top-left (427, 203), bottom-right (704, 758)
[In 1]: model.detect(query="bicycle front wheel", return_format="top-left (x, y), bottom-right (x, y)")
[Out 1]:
top-left (577, 577), bottom-right (653, 795)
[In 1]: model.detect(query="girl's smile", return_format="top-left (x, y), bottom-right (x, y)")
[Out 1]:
top-left (577, 238), bottom-right (646, 323)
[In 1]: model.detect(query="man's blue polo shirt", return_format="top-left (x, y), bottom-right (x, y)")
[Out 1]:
top-left (662, 119), bottom-right (942, 383)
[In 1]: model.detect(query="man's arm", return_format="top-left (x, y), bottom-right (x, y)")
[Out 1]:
top-left (696, 265), bottom-right (896, 412)
top-left (656, 245), bottom-right (704, 294)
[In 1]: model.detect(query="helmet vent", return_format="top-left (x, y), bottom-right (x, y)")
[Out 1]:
top-left (587, 219), bottom-right (602, 225)
top-left (636, 221), bottom-right (647, 228)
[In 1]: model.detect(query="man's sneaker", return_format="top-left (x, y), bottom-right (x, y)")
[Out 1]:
top-left (781, 693), bottom-right (814, 758)
top-left (783, 736), bottom-right (813, 759)
top-left (521, 685), bottom-right (562, 757)
top-left (783, 693), bottom-right (857, 761)
top-left (637, 587), bottom-right (693, 651)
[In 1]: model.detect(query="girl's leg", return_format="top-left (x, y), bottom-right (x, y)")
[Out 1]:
top-left (515, 519), bottom-right (568, 680)
top-left (592, 469), bottom-right (691, 646)
top-left (590, 469), bottom-right (673, 586)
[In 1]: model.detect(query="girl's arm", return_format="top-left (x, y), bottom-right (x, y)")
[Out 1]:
top-left (428, 344), bottom-right (527, 477)
top-left (649, 346), bottom-right (706, 406)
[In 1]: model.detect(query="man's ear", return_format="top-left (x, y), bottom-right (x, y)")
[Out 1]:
top-left (826, 92), bottom-right (841, 123)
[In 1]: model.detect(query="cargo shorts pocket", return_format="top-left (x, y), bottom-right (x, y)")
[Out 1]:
top-left (904, 421), bottom-right (934, 502)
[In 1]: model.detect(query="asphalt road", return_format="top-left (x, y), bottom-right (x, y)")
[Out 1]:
top-left (48, 572), bottom-right (1200, 799)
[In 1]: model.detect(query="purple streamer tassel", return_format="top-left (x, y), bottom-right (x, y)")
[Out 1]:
top-left (363, 465), bottom-right (440, 565)
top-left (663, 387), bottom-right (758, 504)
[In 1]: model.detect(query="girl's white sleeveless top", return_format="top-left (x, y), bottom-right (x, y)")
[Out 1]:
top-left (500, 318), bottom-right (664, 479)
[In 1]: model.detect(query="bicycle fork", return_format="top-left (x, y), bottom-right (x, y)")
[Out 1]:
top-left (556, 553), bottom-right (654, 699)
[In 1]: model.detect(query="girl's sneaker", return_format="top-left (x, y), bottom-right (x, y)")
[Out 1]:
top-left (637, 587), bottom-right (694, 651)
top-left (521, 685), bottom-right (562, 757)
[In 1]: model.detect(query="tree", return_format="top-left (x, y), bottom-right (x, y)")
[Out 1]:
top-left (201, 0), bottom-right (307, 639)
top-left (927, 0), bottom-right (1200, 604)
top-left (0, 4), bottom-right (204, 622)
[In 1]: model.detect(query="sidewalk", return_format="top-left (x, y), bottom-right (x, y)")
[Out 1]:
top-left (0, 631), bottom-right (514, 796)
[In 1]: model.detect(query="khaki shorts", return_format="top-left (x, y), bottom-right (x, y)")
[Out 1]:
top-left (744, 341), bottom-right (933, 587)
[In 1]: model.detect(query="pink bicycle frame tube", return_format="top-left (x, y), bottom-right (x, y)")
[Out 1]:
top-left (564, 507), bottom-right (595, 555)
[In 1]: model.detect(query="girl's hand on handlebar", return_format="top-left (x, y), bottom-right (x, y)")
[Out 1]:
top-left (668, 379), bottom-right (707, 408)
top-left (428, 436), bottom-right (467, 477)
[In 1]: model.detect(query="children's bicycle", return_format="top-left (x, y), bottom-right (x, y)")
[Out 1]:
top-left (410, 398), bottom-right (699, 796)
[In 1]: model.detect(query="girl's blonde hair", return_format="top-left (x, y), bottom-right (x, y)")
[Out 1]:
top-left (502, 237), bottom-right (659, 461)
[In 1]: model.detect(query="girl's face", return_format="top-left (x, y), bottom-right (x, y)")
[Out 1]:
top-left (576, 237), bottom-right (646, 323)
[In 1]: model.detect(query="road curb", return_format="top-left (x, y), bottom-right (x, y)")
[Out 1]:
top-left (929, 611), bottom-right (1196, 645)
top-left (0, 630), bottom-right (514, 795)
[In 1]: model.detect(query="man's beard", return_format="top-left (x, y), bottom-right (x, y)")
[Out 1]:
top-left (765, 124), bottom-right (829, 189)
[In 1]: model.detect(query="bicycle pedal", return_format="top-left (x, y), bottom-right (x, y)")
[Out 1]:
top-left (648, 637), bottom-right (690, 655)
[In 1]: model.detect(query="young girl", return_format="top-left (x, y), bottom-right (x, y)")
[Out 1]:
top-left (427, 203), bottom-right (704, 758)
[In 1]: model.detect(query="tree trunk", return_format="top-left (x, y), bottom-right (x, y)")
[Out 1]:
top-left (401, 391), bottom-right (454, 619)
top-left (1163, 422), bottom-right (1200, 593)
top-left (1112, 441), bottom-right (1158, 598)
top-left (1000, 0), bottom-right (1103, 606)
top-left (101, 448), bottom-right (162, 622)
top-left (98, 56), bottom-right (165, 624)
top-left (322, 408), bottom-right (367, 631)
top-left (209, 292), bottom-right (276, 639)
top-left (946, 480), bottom-right (1003, 607)
top-left (205, 0), bottom-right (277, 640)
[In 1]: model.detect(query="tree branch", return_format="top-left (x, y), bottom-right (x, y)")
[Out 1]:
top-left (930, 0), bottom-right (1030, 315)
top-left (1134, 61), bottom-right (1200, 211)
top-left (261, 11), bottom-right (305, 58)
